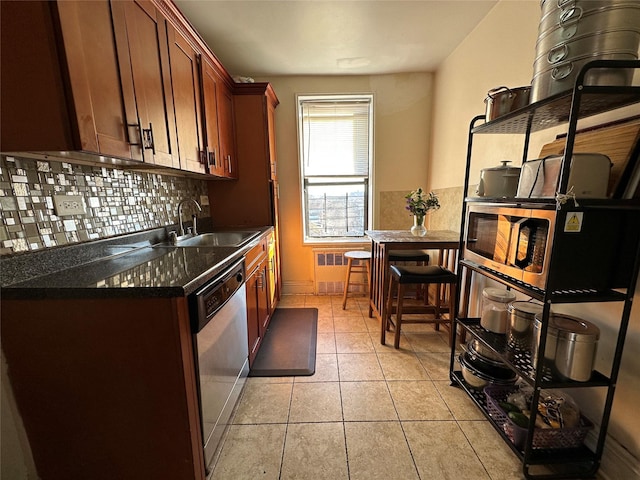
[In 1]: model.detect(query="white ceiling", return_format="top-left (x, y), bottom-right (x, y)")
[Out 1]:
top-left (174, 0), bottom-right (498, 77)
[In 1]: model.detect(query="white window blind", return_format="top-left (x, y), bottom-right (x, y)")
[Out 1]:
top-left (301, 100), bottom-right (370, 177)
top-left (297, 95), bottom-right (373, 240)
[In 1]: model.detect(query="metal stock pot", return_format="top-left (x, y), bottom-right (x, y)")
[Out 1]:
top-left (484, 86), bottom-right (531, 121)
top-left (476, 161), bottom-right (521, 198)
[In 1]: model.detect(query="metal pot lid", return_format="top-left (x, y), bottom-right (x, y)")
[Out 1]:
top-left (508, 301), bottom-right (544, 316)
top-left (534, 313), bottom-right (600, 342)
top-left (482, 287), bottom-right (517, 303)
top-left (481, 160), bottom-right (521, 173)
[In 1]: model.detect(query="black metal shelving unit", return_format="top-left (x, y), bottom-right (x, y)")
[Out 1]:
top-left (449, 60), bottom-right (640, 479)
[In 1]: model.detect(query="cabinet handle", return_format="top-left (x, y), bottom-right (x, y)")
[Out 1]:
top-left (127, 119), bottom-right (143, 147)
top-left (227, 154), bottom-right (232, 174)
top-left (208, 147), bottom-right (216, 167)
top-left (142, 123), bottom-right (155, 154)
top-left (257, 271), bottom-right (265, 290)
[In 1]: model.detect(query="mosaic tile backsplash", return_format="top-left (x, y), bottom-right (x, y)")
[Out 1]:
top-left (0, 155), bottom-right (210, 256)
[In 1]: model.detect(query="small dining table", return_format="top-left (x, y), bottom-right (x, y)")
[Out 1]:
top-left (365, 229), bottom-right (461, 344)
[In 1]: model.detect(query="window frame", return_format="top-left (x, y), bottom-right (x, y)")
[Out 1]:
top-left (296, 93), bottom-right (374, 244)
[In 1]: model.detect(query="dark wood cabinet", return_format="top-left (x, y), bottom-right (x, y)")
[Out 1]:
top-left (208, 83), bottom-right (282, 303)
top-left (1, 0), bottom-right (237, 178)
top-left (111, 0), bottom-right (179, 168)
top-left (167, 21), bottom-right (206, 174)
top-left (200, 59), bottom-right (223, 176)
top-left (246, 269), bottom-right (261, 364)
top-left (1, 296), bottom-right (206, 480)
top-left (1, 0), bottom-right (181, 167)
top-left (217, 80), bottom-right (238, 178)
top-left (267, 99), bottom-right (278, 181)
top-left (245, 236), bottom-right (270, 366)
top-left (1, 0), bottom-right (139, 160)
top-left (209, 84), bottom-right (279, 227)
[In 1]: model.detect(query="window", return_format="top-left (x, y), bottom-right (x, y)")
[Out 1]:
top-left (297, 94), bottom-right (373, 241)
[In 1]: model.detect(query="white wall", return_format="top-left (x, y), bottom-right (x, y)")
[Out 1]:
top-left (429, 1), bottom-right (640, 477)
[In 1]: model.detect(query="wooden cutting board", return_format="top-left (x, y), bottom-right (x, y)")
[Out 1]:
top-left (538, 116), bottom-right (640, 197)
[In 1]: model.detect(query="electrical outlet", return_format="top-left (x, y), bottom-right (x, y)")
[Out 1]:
top-left (53, 195), bottom-right (86, 216)
top-left (199, 195), bottom-right (210, 206)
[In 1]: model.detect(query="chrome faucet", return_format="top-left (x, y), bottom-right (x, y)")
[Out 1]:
top-left (177, 198), bottom-right (202, 237)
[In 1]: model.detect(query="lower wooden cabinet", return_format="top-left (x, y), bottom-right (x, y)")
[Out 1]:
top-left (1, 296), bottom-right (206, 480)
top-left (245, 234), bottom-right (272, 366)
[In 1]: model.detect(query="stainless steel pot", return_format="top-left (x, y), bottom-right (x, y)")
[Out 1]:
top-left (467, 338), bottom-right (503, 363)
top-left (476, 161), bottom-right (521, 198)
top-left (463, 340), bottom-right (505, 368)
top-left (458, 352), bottom-right (517, 388)
top-left (532, 313), bottom-right (600, 381)
top-left (484, 86), bottom-right (531, 121)
top-left (531, 51), bottom-right (637, 102)
top-left (531, 0), bottom-right (640, 102)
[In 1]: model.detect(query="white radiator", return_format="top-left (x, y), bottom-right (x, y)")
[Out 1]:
top-left (312, 249), bottom-right (368, 295)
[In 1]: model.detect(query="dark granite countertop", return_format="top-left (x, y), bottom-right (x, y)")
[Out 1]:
top-left (1, 223), bottom-right (273, 299)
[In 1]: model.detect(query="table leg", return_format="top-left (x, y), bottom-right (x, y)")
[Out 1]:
top-left (368, 241), bottom-right (375, 318)
top-left (379, 245), bottom-right (390, 345)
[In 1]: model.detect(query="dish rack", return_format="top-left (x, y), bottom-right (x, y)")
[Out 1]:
top-left (484, 385), bottom-right (593, 451)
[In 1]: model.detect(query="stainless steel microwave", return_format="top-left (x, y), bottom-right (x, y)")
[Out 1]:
top-left (463, 203), bottom-right (639, 292)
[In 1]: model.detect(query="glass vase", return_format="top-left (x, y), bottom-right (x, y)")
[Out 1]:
top-left (411, 214), bottom-right (427, 236)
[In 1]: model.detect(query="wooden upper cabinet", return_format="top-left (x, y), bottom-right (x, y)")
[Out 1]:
top-left (266, 90), bottom-right (279, 181)
top-left (0, 0), bottom-right (140, 159)
top-left (1, 0), bottom-right (237, 179)
top-left (217, 80), bottom-right (238, 179)
top-left (208, 84), bottom-right (280, 227)
top-left (111, 0), bottom-right (179, 168)
top-left (166, 22), bottom-right (206, 175)
top-left (199, 60), bottom-right (223, 177)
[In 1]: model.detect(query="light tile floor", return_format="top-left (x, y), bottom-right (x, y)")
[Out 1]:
top-left (208, 294), bottom-right (560, 480)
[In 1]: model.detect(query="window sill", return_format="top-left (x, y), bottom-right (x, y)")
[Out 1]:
top-left (303, 237), bottom-right (371, 247)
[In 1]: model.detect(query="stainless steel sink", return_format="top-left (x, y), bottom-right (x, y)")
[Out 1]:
top-left (156, 230), bottom-right (261, 248)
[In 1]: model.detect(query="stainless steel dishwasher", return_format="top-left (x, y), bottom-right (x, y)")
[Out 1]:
top-left (189, 258), bottom-right (248, 475)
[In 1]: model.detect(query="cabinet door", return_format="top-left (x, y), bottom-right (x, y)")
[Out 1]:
top-left (246, 268), bottom-right (262, 366)
top-left (0, 1), bottom-right (140, 159)
top-left (217, 80), bottom-right (237, 178)
top-left (167, 22), bottom-right (205, 174)
top-left (57, 1), bottom-right (140, 160)
top-left (199, 60), bottom-right (223, 177)
top-left (112, 0), bottom-right (179, 168)
top-left (267, 232), bottom-right (277, 312)
top-left (267, 100), bottom-right (278, 181)
top-left (257, 260), bottom-right (270, 336)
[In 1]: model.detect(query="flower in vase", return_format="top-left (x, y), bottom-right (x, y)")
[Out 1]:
top-left (405, 188), bottom-right (440, 218)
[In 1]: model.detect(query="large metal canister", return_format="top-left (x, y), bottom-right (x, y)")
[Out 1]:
top-left (537, 6), bottom-right (640, 53)
top-left (507, 301), bottom-right (544, 349)
top-left (481, 288), bottom-right (516, 334)
top-left (531, 0), bottom-right (640, 103)
top-left (532, 313), bottom-right (600, 381)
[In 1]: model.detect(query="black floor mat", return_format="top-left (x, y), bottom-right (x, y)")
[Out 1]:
top-left (249, 307), bottom-right (318, 377)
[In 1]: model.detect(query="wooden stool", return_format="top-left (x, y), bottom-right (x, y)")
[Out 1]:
top-left (342, 251), bottom-right (371, 309)
top-left (388, 249), bottom-right (430, 263)
top-left (384, 264), bottom-right (457, 348)
top-left (389, 250), bottom-right (430, 299)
